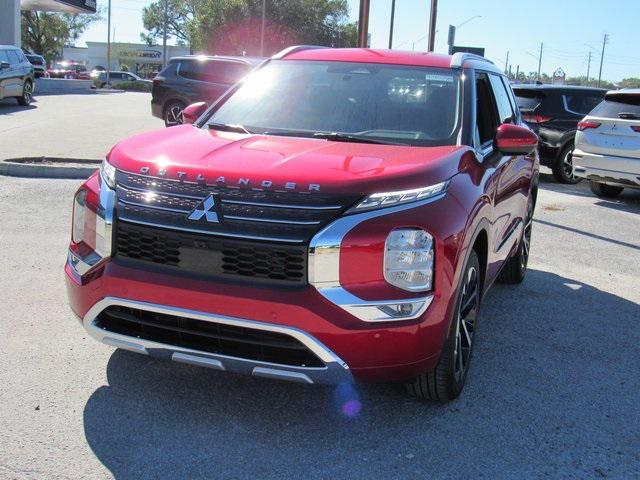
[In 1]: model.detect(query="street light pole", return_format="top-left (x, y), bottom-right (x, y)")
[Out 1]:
top-left (106, 0), bottom-right (111, 86)
top-left (162, 0), bottom-right (168, 68)
top-left (388, 0), bottom-right (396, 49)
top-left (260, 0), bottom-right (266, 56)
top-left (357, 0), bottom-right (370, 48)
top-left (427, 0), bottom-right (438, 52)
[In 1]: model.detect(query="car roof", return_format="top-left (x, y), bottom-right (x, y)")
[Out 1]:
top-left (277, 47), bottom-right (502, 73)
top-left (606, 88), bottom-right (640, 96)
top-left (171, 55), bottom-right (264, 66)
top-left (513, 84), bottom-right (608, 93)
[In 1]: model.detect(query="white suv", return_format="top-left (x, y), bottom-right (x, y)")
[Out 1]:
top-left (574, 89), bottom-right (640, 197)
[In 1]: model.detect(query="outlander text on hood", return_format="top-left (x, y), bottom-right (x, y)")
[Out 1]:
top-left (65, 47), bottom-right (539, 402)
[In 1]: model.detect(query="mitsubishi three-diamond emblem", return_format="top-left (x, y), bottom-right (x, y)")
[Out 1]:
top-left (188, 194), bottom-right (220, 223)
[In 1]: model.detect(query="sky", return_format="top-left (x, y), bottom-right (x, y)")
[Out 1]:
top-left (77, 0), bottom-right (640, 82)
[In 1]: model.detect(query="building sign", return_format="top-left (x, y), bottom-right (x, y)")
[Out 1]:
top-left (117, 48), bottom-right (162, 60)
top-left (553, 67), bottom-right (566, 85)
top-left (451, 46), bottom-right (485, 57)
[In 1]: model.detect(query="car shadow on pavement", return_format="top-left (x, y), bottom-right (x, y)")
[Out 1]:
top-left (82, 269), bottom-right (640, 479)
top-left (0, 99), bottom-right (37, 114)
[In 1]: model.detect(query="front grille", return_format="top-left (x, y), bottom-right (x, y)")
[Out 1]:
top-left (115, 171), bottom-right (360, 244)
top-left (115, 222), bottom-right (307, 285)
top-left (96, 306), bottom-right (325, 368)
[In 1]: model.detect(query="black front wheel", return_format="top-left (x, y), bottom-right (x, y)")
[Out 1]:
top-left (498, 197), bottom-right (533, 284)
top-left (552, 143), bottom-right (582, 184)
top-left (406, 250), bottom-right (481, 403)
top-left (17, 80), bottom-right (33, 106)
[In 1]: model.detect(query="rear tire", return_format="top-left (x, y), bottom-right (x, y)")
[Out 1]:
top-left (498, 197), bottom-right (533, 284)
top-left (589, 181), bottom-right (623, 198)
top-left (164, 101), bottom-right (185, 127)
top-left (552, 143), bottom-right (581, 184)
top-left (405, 251), bottom-right (481, 403)
top-left (17, 80), bottom-right (33, 106)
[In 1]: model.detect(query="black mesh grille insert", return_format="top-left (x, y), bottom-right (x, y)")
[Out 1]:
top-left (115, 222), bottom-right (307, 286)
top-left (96, 306), bottom-right (325, 368)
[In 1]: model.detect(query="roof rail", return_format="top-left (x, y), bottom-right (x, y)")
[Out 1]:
top-left (272, 45), bottom-right (329, 59)
top-left (450, 52), bottom-right (495, 68)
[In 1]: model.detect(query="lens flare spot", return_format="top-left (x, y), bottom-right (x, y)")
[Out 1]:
top-left (334, 382), bottom-right (361, 418)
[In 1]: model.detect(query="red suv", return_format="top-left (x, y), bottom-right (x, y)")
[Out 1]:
top-left (65, 47), bottom-right (538, 402)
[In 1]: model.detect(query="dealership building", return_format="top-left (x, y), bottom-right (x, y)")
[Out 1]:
top-left (63, 42), bottom-right (190, 77)
top-left (0, 0), bottom-right (97, 46)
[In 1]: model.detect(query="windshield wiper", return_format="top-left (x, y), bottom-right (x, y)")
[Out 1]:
top-left (208, 122), bottom-right (252, 134)
top-left (618, 112), bottom-right (640, 120)
top-left (312, 132), bottom-right (408, 145)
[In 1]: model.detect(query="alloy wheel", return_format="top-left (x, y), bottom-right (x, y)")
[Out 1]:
top-left (453, 265), bottom-right (479, 382)
top-left (23, 82), bottom-right (32, 104)
top-left (562, 148), bottom-right (577, 181)
top-left (165, 105), bottom-right (184, 126)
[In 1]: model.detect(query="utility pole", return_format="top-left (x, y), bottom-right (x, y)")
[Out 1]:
top-left (586, 51), bottom-right (592, 85)
top-left (515, 65), bottom-right (520, 83)
top-left (536, 42), bottom-right (543, 82)
top-left (162, 0), bottom-right (168, 68)
top-left (388, 0), bottom-right (396, 49)
top-left (504, 50), bottom-right (509, 75)
top-left (106, 0), bottom-right (111, 86)
top-left (357, 0), bottom-right (370, 48)
top-left (447, 25), bottom-right (455, 55)
top-left (597, 33), bottom-right (609, 88)
top-left (427, 0), bottom-right (438, 52)
top-left (260, 0), bottom-right (266, 56)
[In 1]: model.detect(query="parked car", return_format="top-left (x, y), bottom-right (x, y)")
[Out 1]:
top-left (513, 84), bottom-right (606, 183)
top-left (66, 48), bottom-right (539, 403)
top-left (95, 71), bottom-right (151, 88)
top-left (0, 45), bottom-right (34, 106)
top-left (574, 89), bottom-right (640, 197)
top-left (151, 55), bottom-right (263, 127)
top-left (46, 61), bottom-right (90, 80)
top-left (24, 53), bottom-right (45, 78)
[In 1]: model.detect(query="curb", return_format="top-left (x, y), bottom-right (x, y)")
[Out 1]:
top-left (0, 158), bottom-right (100, 179)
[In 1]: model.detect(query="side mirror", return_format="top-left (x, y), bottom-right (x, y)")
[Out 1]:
top-left (183, 102), bottom-right (208, 124)
top-left (0, 62), bottom-right (10, 70)
top-left (494, 123), bottom-right (538, 156)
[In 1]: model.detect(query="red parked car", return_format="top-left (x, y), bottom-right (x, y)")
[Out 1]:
top-left (47, 61), bottom-right (90, 80)
top-left (65, 47), bottom-right (538, 402)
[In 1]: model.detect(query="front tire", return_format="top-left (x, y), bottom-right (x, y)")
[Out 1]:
top-left (164, 101), bottom-right (185, 127)
top-left (589, 181), bottom-right (623, 198)
top-left (498, 197), bottom-right (533, 284)
top-left (17, 80), bottom-right (33, 106)
top-left (406, 251), bottom-right (481, 403)
top-left (552, 143), bottom-right (581, 184)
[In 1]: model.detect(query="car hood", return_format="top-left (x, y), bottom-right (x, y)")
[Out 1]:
top-left (107, 125), bottom-right (467, 195)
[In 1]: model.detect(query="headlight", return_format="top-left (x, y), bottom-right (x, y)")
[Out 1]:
top-left (350, 181), bottom-right (448, 213)
top-left (100, 159), bottom-right (117, 189)
top-left (384, 228), bottom-right (434, 292)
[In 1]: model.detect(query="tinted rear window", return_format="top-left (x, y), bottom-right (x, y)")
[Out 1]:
top-left (589, 96), bottom-right (640, 118)
top-left (514, 89), bottom-right (544, 111)
top-left (179, 59), bottom-right (248, 84)
top-left (564, 94), bottom-right (605, 115)
top-left (26, 55), bottom-right (43, 65)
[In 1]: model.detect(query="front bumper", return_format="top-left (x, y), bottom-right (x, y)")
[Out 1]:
top-left (573, 149), bottom-right (640, 188)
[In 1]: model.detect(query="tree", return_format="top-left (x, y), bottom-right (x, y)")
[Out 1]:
top-left (619, 77), bottom-right (640, 89)
top-left (141, 0), bottom-right (357, 54)
top-left (21, 11), bottom-right (102, 63)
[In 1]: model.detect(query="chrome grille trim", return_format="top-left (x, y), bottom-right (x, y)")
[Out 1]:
top-left (119, 198), bottom-right (191, 214)
top-left (221, 199), bottom-right (343, 211)
top-left (224, 215), bottom-right (321, 225)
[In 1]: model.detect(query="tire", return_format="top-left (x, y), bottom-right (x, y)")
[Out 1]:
top-left (17, 80), bottom-right (33, 106)
top-left (498, 196), bottom-right (533, 284)
top-left (551, 143), bottom-right (581, 184)
top-left (405, 250), bottom-right (481, 403)
top-left (589, 181), bottom-right (623, 198)
top-left (164, 101), bottom-right (185, 127)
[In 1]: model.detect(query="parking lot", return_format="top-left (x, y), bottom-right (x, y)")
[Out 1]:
top-left (1, 93), bottom-right (639, 479)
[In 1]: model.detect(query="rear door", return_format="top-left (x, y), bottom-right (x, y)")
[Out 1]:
top-left (579, 93), bottom-right (640, 160)
top-left (0, 49), bottom-right (9, 99)
top-left (5, 49), bottom-right (23, 96)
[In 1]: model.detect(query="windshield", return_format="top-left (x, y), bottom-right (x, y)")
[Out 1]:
top-left (206, 60), bottom-right (462, 146)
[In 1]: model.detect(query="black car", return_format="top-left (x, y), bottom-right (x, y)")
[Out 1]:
top-left (513, 84), bottom-right (606, 183)
top-left (151, 55), bottom-right (263, 127)
top-left (25, 53), bottom-right (45, 78)
top-left (0, 45), bottom-right (35, 106)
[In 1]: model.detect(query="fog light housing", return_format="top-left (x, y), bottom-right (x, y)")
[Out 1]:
top-left (384, 228), bottom-right (434, 292)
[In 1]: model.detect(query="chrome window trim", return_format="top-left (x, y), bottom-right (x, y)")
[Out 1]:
top-left (308, 196), bottom-right (442, 322)
top-left (82, 297), bottom-right (351, 385)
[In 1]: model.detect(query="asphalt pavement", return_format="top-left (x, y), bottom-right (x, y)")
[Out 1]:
top-left (0, 94), bottom-right (639, 479)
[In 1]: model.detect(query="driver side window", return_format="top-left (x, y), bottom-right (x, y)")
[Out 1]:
top-left (475, 73), bottom-right (499, 150)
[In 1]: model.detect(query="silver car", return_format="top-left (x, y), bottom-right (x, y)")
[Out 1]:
top-left (574, 89), bottom-right (640, 197)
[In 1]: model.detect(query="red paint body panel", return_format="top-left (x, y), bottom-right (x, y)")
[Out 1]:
top-left (282, 48), bottom-right (454, 69)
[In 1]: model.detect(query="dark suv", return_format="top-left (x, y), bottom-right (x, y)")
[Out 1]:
top-left (513, 85), bottom-right (606, 183)
top-left (151, 55), bottom-right (263, 127)
top-left (25, 54), bottom-right (45, 78)
top-left (0, 45), bottom-right (35, 106)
